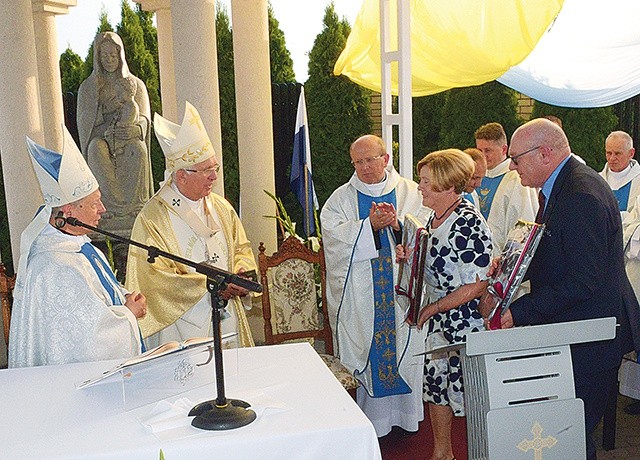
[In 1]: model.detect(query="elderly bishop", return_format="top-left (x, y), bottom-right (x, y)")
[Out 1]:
top-left (9, 128), bottom-right (144, 368)
top-left (126, 102), bottom-right (257, 348)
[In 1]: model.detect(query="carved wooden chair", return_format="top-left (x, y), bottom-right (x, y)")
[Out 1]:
top-left (1, 263), bottom-right (15, 350)
top-left (258, 237), bottom-right (358, 393)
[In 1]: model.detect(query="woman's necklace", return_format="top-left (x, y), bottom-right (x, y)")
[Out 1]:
top-left (434, 197), bottom-right (461, 220)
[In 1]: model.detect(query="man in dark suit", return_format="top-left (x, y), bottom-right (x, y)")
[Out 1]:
top-left (500, 118), bottom-right (639, 460)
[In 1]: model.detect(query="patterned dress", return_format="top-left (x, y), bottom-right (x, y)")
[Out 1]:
top-left (422, 199), bottom-right (492, 415)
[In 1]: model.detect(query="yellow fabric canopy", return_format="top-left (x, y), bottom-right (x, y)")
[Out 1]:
top-left (334, 0), bottom-right (564, 96)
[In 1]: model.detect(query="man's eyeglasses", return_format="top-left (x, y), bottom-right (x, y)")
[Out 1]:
top-left (184, 165), bottom-right (220, 175)
top-left (508, 145), bottom-right (542, 166)
top-left (351, 154), bottom-right (385, 167)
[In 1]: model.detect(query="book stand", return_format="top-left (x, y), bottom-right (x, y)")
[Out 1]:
top-left (461, 317), bottom-right (616, 459)
top-left (62, 216), bottom-right (262, 431)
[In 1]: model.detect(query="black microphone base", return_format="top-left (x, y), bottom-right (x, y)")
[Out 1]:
top-left (189, 398), bottom-right (256, 430)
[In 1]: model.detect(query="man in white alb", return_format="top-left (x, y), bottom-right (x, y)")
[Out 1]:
top-left (475, 122), bottom-right (538, 256)
top-left (599, 130), bottom-right (640, 414)
top-left (321, 134), bottom-right (427, 437)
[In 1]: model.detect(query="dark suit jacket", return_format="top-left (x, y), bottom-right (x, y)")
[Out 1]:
top-left (510, 157), bottom-right (638, 378)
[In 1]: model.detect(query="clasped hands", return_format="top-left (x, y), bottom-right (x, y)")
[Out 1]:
top-left (369, 202), bottom-right (400, 232)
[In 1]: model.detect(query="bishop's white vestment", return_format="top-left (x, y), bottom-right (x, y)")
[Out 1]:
top-left (477, 159), bottom-right (538, 256)
top-left (9, 225), bottom-right (141, 368)
top-left (321, 166), bottom-right (427, 437)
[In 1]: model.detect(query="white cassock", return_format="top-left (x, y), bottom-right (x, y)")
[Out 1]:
top-left (321, 165), bottom-right (428, 437)
top-left (9, 225), bottom-right (141, 368)
top-left (477, 158), bottom-right (538, 257)
top-left (601, 160), bottom-right (640, 396)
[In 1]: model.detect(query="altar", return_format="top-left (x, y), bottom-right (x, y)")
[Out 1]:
top-left (1, 342), bottom-right (381, 459)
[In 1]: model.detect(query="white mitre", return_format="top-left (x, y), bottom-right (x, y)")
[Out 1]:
top-left (15, 128), bottom-right (99, 294)
top-left (154, 101), bottom-right (216, 174)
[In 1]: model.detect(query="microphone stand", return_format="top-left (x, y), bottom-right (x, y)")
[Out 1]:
top-left (63, 217), bottom-right (262, 430)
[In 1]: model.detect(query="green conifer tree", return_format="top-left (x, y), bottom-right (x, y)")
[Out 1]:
top-left (216, 3), bottom-right (240, 210)
top-left (306, 4), bottom-right (371, 205)
top-left (59, 47), bottom-right (85, 95)
top-left (268, 6), bottom-right (296, 84)
top-left (116, 1), bottom-right (163, 185)
top-left (439, 81), bottom-right (521, 150)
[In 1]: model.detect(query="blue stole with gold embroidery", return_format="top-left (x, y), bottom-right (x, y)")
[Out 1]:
top-left (357, 190), bottom-right (410, 397)
top-left (478, 174), bottom-right (507, 219)
top-left (613, 181), bottom-right (632, 211)
top-left (79, 243), bottom-right (146, 352)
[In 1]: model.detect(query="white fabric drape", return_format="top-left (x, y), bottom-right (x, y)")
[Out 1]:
top-left (498, 0), bottom-right (640, 107)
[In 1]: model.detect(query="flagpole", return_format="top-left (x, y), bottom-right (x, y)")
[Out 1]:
top-left (303, 162), bottom-right (310, 237)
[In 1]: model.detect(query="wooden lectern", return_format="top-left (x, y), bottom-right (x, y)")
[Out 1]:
top-left (461, 317), bottom-right (616, 460)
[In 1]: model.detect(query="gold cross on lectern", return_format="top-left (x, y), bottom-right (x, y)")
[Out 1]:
top-left (517, 422), bottom-right (558, 460)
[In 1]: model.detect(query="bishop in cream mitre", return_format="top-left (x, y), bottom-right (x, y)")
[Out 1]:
top-left (126, 101), bottom-right (257, 348)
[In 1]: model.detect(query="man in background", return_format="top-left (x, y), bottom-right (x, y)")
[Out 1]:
top-left (462, 147), bottom-right (487, 208)
top-left (321, 134), bottom-right (426, 437)
top-left (475, 122), bottom-right (538, 255)
top-left (599, 130), bottom-right (640, 415)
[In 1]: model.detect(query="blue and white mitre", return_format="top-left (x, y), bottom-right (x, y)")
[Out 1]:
top-left (154, 101), bottom-right (216, 174)
top-left (16, 127), bottom-right (99, 294)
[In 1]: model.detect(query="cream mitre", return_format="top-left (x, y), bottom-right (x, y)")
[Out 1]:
top-left (154, 101), bottom-right (216, 174)
top-left (15, 128), bottom-right (99, 294)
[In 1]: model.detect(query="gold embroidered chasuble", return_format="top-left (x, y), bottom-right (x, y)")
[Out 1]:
top-left (126, 185), bottom-right (257, 347)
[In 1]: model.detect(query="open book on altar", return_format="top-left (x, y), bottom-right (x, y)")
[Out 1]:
top-left (76, 334), bottom-right (235, 389)
top-left (395, 213), bottom-right (429, 326)
top-left (486, 220), bottom-right (545, 329)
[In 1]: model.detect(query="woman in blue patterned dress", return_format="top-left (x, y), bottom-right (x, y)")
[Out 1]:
top-left (398, 149), bottom-right (492, 460)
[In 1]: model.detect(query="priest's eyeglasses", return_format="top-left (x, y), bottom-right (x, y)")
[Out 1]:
top-left (351, 154), bottom-right (385, 167)
top-left (508, 145), bottom-right (541, 166)
top-left (185, 165), bottom-right (220, 175)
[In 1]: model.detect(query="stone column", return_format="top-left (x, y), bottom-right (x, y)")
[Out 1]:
top-left (0, 0), bottom-right (46, 263)
top-left (231, 0), bottom-right (276, 253)
top-left (169, 0), bottom-right (224, 195)
top-left (136, 0), bottom-right (177, 122)
top-left (31, 0), bottom-right (76, 151)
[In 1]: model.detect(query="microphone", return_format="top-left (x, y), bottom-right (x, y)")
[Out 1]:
top-left (62, 216), bottom-right (263, 294)
top-left (54, 211), bottom-right (66, 229)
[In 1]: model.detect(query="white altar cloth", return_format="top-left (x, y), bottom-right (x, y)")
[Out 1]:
top-left (0, 343), bottom-right (381, 460)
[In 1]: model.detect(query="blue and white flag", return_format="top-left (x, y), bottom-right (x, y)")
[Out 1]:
top-left (290, 86), bottom-right (319, 237)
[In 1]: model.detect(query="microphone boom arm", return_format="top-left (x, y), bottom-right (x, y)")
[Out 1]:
top-left (64, 217), bottom-right (262, 293)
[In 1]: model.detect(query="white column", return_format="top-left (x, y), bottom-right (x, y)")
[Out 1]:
top-left (0, 0), bottom-right (45, 263)
top-left (136, 0), bottom-right (177, 122)
top-left (231, 0), bottom-right (276, 253)
top-left (31, 0), bottom-right (76, 151)
top-left (169, 0), bottom-right (224, 195)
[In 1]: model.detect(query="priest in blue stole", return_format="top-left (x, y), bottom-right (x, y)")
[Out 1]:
top-left (321, 135), bottom-right (427, 437)
top-left (599, 130), bottom-right (640, 414)
top-left (475, 122), bottom-right (538, 257)
top-left (9, 127), bottom-right (144, 368)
